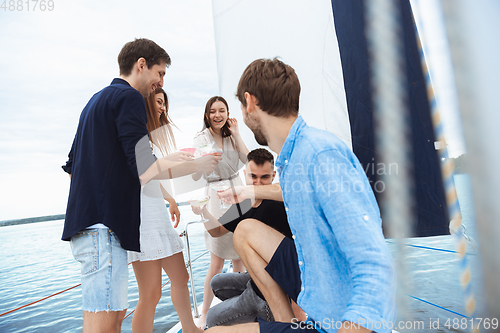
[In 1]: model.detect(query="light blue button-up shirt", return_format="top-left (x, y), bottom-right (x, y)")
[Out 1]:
top-left (276, 116), bottom-right (396, 333)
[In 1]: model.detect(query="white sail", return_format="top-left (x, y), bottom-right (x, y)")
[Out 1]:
top-left (211, 0), bottom-right (352, 151)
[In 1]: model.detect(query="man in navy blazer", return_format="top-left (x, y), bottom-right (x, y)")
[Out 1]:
top-left (62, 38), bottom-right (219, 333)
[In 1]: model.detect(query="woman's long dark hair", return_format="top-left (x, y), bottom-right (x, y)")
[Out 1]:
top-left (145, 87), bottom-right (177, 155)
top-left (203, 96), bottom-right (231, 138)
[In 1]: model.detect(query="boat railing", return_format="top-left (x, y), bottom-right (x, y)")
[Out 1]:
top-left (180, 220), bottom-right (207, 318)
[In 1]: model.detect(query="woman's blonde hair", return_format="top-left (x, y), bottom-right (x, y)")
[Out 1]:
top-left (145, 87), bottom-right (177, 155)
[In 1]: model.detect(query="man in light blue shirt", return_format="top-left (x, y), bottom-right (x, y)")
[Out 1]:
top-left (206, 58), bottom-right (396, 333)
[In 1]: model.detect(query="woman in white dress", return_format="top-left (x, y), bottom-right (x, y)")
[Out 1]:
top-left (128, 88), bottom-right (203, 333)
top-left (192, 96), bottom-right (249, 328)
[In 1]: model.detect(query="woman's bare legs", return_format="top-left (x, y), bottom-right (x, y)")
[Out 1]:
top-left (161, 253), bottom-right (203, 333)
top-left (197, 252), bottom-right (225, 329)
top-left (231, 258), bottom-right (245, 273)
top-left (131, 260), bottom-right (162, 333)
top-left (132, 254), bottom-right (202, 333)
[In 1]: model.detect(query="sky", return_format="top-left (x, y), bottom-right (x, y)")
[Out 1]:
top-left (0, 0), bottom-right (467, 221)
top-left (0, 0), bottom-right (220, 221)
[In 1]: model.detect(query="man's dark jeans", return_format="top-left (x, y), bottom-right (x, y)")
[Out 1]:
top-left (206, 272), bottom-right (273, 327)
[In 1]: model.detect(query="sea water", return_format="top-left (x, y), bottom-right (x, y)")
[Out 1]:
top-left (0, 210), bottom-right (210, 333)
top-left (0, 175), bottom-right (487, 332)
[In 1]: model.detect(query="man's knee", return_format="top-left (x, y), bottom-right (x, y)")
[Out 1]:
top-left (83, 310), bottom-right (125, 333)
top-left (210, 273), bottom-right (226, 294)
top-left (211, 272), bottom-right (251, 300)
top-left (234, 218), bottom-right (258, 235)
top-left (233, 219), bottom-right (260, 251)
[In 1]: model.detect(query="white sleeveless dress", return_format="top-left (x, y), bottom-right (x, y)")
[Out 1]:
top-left (193, 129), bottom-right (245, 260)
top-left (128, 145), bottom-right (184, 263)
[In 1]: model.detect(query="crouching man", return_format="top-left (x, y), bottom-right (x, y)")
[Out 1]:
top-left (192, 148), bottom-right (305, 327)
top-left (206, 58), bottom-right (397, 333)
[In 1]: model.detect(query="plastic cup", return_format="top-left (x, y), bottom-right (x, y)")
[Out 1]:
top-left (180, 148), bottom-right (197, 154)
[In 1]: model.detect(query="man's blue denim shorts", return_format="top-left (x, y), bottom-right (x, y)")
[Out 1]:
top-left (70, 228), bottom-right (128, 312)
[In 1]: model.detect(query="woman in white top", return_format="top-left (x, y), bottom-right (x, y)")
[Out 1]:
top-left (128, 88), bottom-right (204, 333)
top-left (192, 96), bottom-right (249, 328)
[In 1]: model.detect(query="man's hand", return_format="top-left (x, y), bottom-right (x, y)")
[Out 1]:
top-left (164, 151), bottom-right (194, 162)
top-left (217, 185), bottom-right (254, 204)
top-left (195, 154), bottom-right (222, 175)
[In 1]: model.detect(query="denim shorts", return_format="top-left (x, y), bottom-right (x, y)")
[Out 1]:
top-left (70, 228), bottom-right (128, 312)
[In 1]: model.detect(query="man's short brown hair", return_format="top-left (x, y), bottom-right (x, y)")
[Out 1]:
top-left (236, 58), bottom-right (300, 118)
top-left (247, 148), bottom-right (274, 166)
top-left (118, 38), bottom-right (171, 76)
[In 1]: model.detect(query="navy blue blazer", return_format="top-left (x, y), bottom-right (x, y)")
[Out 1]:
top-left (62, 78), bottom-right (156, 252)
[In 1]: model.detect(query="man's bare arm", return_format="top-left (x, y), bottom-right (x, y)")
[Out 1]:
top-left (190, 205), bottom-right (228, 237)
top-left (252, 183), bottom-right (282, 201)
top-left (140, 153), bottom-right (220, 186)
top-left (217, 183), bottom-right (283, 204)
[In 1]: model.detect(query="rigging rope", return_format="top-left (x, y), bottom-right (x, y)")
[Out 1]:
top-left (412, 6), bottom-right (479, 331)
top-left (0, 284), bottom-right (80, 317)
top-left (408, 295), bottom-right (468, 318)
top-left (0, 242), bottom-right (210, 319)
top-left (386, 240), bottom-right (475, 256)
